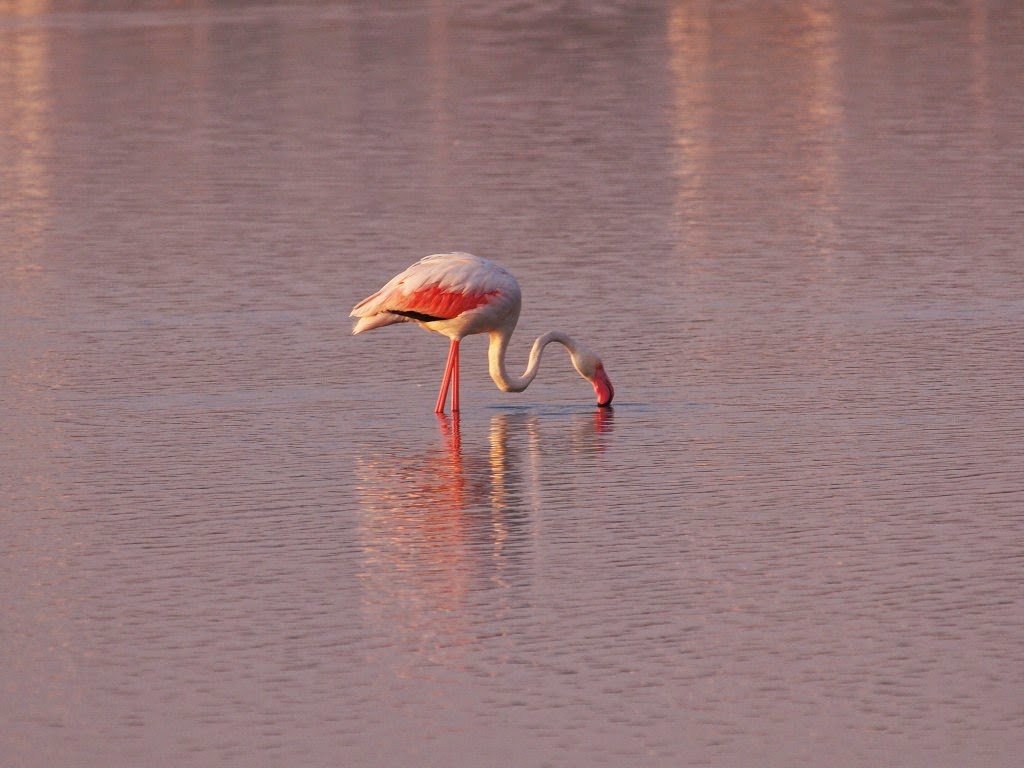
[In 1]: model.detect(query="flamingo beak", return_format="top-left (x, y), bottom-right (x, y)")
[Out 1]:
top-left (592, 364), bottom-right (614, 408)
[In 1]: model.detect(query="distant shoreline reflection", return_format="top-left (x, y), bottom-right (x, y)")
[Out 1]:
top-left (353, 410), bottom-right (613, 663)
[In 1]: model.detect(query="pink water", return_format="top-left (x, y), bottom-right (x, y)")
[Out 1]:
top-left (2, 2), bottom-right (1022, 766)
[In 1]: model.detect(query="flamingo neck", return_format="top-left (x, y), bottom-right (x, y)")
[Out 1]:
top-left (487, 328), bottom-right (578, 393)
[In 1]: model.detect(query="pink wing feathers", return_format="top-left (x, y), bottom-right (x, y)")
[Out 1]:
top-left (351, 252), bottom-right (517, 335)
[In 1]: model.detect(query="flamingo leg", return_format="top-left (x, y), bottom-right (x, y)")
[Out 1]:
top-left (451, 340), bottom-right (460, 413)
top-left (434, 338), bottom-right (460, 414)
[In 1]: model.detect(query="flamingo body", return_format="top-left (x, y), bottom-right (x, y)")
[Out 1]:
top-left (351, 252), bottom-right (613, 413)
top-left (352, 252), bottom-right (519, 339)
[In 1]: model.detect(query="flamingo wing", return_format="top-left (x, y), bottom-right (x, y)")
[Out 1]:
top-left (351, 252), bottom-right (516, 335)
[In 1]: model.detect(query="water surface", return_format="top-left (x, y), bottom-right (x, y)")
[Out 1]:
top-left (2, 2), bottom-right (1022, 766)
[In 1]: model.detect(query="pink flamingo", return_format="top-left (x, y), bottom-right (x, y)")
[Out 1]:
top-left (351, 252), bottom-right (614, 413)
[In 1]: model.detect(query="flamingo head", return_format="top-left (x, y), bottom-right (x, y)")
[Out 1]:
top-left (571, 349), bottom-right (614, 408)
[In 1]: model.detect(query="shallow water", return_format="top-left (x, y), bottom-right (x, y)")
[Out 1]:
top-left (2, 1), bottom-right (1023, 766)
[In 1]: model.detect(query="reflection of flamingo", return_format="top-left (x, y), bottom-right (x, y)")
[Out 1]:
top-left (354, 411), bottom-right (612, 663)
top-left (351, 252), bottom-right (614, 413)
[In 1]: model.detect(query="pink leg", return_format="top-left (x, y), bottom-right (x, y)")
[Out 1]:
top-left (451, 340), bottom-right (460, 413)
top-left (434, 338), bottom-right (460, 414)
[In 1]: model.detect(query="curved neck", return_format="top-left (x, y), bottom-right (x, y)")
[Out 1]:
top-left (488, 328), bottom-right (578, 393)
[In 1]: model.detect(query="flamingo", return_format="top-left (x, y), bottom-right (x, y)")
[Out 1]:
top-left (351, 252), bottom-right (614, 413)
